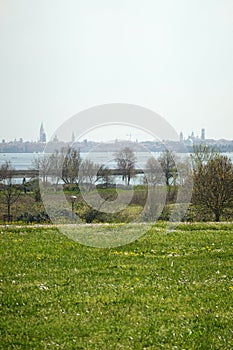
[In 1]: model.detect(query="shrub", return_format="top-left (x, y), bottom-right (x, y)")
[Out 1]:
top-left (16, 211), bottom-right (50, 223)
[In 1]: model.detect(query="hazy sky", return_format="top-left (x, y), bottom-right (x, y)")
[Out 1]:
top-left (0, 0), bottom-right (233, 142)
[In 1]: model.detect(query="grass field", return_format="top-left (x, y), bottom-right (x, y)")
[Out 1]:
top-left (0, 223), bottom-right (233, 349)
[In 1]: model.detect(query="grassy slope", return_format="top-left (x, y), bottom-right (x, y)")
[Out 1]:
top-left (0, 223), bottom-right (233, 349)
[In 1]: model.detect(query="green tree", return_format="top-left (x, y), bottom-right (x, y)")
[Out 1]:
top-left (61, 147), bottom-right (82, 185)
top-left (192, 155), bottom-right (233, 222)
top-left (158, 149), bottom-right (177, 201)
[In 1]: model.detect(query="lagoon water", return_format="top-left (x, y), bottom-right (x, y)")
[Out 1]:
top-left (0, 152), bottom-right (163, 170)
top-left (1, 152), bottom-right (233, 187)
top-left (1, 152), bottom-right (233, 170)
top-left (0, 153), bottom-right (38, 170)
top-left (0, 152), bottom-right (154, 186)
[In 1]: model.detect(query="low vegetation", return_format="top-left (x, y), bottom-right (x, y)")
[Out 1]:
top-left (1, 223), bottom-right (233, 349)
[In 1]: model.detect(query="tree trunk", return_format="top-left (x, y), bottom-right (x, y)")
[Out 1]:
top-left (215, 211), bottom-right (220, 222)
top-left (127, 174), bottom-right (130, 185)
top-left (7, 203), bottom-right (11, 221)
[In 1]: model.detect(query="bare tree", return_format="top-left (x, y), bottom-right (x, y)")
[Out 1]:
top-left (158, 149), bottom-right (177, 186)
top-left (96, 165), bottom-right (113, 188)
top-left (191, 144), bottom-right (218, 169)
top-left (79, 159), bottom-right (99, 190)
top-left (31, 155), bottom-right (51, 184)
top-left (0, 160), bottom-right (11, 181)
top-left (49, 150), bottom-right (64, 190)
top-left (144, 157), bottom-right (164, 187)
top-left (176, 157), bottom-right (193, 186)
top-left (32, 147), bottom-right (84, 189)
top-left (115, 147), bottom-right (136, 185)
top-left (192, 155), bottom-right (233, 221)
top-left (0, 161), bottom-right (21, 221)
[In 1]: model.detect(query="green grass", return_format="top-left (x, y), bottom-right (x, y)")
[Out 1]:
top-left (0, 223), bottom-right (233, 349)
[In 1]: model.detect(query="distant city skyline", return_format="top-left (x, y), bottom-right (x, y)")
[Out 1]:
top-left (2, 122), bottom-right (233, 154)
top-left (0, 122), bottom-right (207, 143)
top-left (1, 1), bottom-right (233, 142)
top-left (1, 118), bottom-right (232, 143)
top-left (1, 123), bottom-right (231, 144)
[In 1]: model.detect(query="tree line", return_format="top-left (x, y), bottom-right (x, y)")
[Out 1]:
top-left (0, 145), bottom-right (233, 222)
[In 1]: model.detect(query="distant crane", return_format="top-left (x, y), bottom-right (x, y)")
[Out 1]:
top-left (126, 133), bottom-right (132, 141)
top-left (126, 132), bottom-right (153, 142)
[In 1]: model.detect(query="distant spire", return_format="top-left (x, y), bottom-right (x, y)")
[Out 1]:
top-left (179, 131), bottom-right (184, 143)
top-left (72, 132), bottom-right (75, 143)
top-left (39, 123), bottom-right (46, 142)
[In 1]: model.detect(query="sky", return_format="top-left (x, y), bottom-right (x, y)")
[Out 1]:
top-left (0, 0), bottom-right (233, 142)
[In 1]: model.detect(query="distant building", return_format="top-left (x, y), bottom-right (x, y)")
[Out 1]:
top-left (52, 135), bottom-right (59, 143)
top-left (184, 137), bottom-right (193, 147)
top-left (179, 132), bottom-right (184, 143)
top-left (179, 128), bottom-right (206, 146)
top-left (39, 123), bottom-right (46, 143)
top-left (201, 128), bottom-right (205, 141)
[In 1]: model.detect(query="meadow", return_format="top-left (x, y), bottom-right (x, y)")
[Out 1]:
top-left (0, 222), bottom-right (233, 349)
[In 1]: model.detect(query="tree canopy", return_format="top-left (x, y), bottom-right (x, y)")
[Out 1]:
top-left (192, 154), bottom-right (233, 221)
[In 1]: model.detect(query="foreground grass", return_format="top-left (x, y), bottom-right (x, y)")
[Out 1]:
top-left (0, 223), bottom-right (233, 349)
